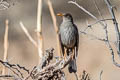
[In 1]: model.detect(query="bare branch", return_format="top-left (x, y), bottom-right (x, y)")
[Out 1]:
top-left (68, 0), bottom-right (105, 27)
top-left (104, 0), bottom-right (120, 57)
top-left (82, 20), bottom-right (120, 68)
top-left (37, 0), bottom-right (43, 62)
top-left (0, 60), bottom-right (29, 79)
top-left (69, 0), bottom-right (120, 68)
top-left (87, 18), bottom-right (112, 28)
top-left (68, 0), bottom-right (97, 20)
top-left (80, 31), bottom-right (106, 42)
top-left (0, 60), bottom-right (23, 79)
top-left (19, 21), bottom-right (37, 47)
top-left (93, 0), bottom-right (104, 20)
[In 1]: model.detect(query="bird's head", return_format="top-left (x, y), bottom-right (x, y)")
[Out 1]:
top-left (57, 13), bottom-right (73, 22)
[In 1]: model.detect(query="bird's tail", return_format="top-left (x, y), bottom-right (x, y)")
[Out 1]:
top-left (68, 59), bottom-right (77, 73)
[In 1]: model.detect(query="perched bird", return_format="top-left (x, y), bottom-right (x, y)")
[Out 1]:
top-left (57, 13), bottom-right (79, 73)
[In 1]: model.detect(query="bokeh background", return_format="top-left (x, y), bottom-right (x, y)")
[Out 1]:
top-left (1, 0), bottom-right (120, 80)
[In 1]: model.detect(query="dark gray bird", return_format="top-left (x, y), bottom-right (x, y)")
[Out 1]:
top-left (57, 13), bottom-right (79, 73)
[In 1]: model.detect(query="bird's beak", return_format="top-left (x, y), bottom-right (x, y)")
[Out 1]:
top-left (57, 13), bottom-right (64, 17)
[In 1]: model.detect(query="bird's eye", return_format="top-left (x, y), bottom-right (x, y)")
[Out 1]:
top-left (64, 14), bottom-right (73, 20)
top-left (65, 15), bottom-right (70, 18)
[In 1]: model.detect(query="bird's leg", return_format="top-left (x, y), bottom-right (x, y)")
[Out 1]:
top-left (60, 49), bottom-right (63, 58)
top-left (60, 45), bottom-right (64, 59)
top-left (64, 47), bottom-right (67, 60)
top-left (72, 48), bottom-right (75, 60)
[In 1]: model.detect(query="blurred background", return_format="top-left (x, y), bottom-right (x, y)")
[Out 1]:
top-left (1, 0), bottom-right (120, 80)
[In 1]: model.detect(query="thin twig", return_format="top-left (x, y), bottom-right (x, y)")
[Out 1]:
top-left (99, 70), bottom-right (103, 80)
top-left (0, 60), bottom-right (23, 79)
top-left (0, 75), bottom-right (19, 80)
top-left (80, 31), bottom-right (106, 42)
top-left (74, 72), bottom-right (80, 80)
top-left (87, 18), bottom-right (112, 27)
top-left (2, 19), bottom-right (9, 76)
top-left (93, 0), bottom-right (104, 20)
top-left (104, 24), bottom-right (120, 67)
top-left (19, 21), bottom-right (37, 47)
top-left (68, 0), bottom-right (105, 26)
top-left (82, 18), bottom-right (113, 35)
top-left (68, 0), bottom-right (97, 20)
top-left (0, 60), bottom-right (30, 79)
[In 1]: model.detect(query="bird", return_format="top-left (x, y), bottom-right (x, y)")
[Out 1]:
top-left (57, 13), bottom-right (79, 73)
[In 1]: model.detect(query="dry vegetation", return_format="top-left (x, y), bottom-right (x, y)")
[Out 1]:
top-left (0, 0), bottom-right (120, 80)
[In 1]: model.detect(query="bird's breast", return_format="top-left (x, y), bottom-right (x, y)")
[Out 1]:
top-left (60, 24), bottom-right (77, 48)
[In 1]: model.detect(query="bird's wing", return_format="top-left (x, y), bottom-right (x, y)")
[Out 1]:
top-left (76, 31), bottom-right (79, 58)
top-left (74, 24), bottom-right (79, 58)
top-left (58, 31), bottom-right (64, 56)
